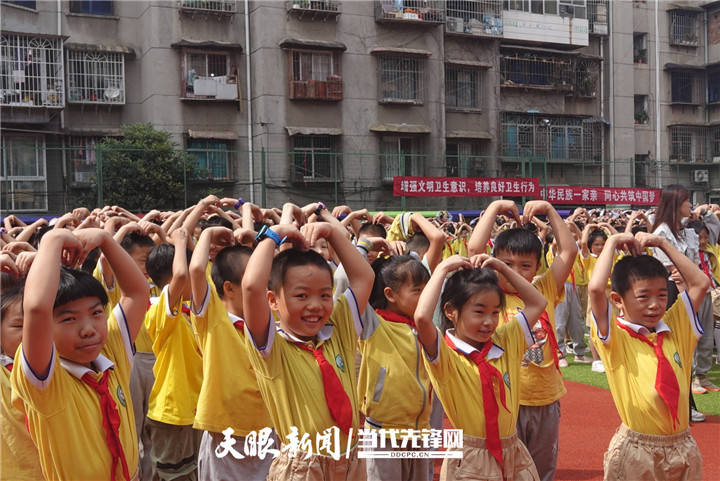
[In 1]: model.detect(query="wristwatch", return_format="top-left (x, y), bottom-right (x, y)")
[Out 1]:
top-left (255, 224), bottom-right (286, 247)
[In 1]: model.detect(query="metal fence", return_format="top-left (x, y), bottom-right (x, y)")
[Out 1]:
top-left (1, 144), bottom-right (718, 215)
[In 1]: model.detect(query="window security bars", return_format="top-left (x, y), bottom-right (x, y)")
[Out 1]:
top-left (445, 0), bottom-right (503, 36)
top-left (670, 71), bottom-right (703, 105)
top-left (379, 56), bottom-right (423, 104)
top-left (587, 0), bottom-right (608, 34)
top-left (67, 51), bottom-right (125, 104)
top-left (446, 141), bottom-right (485, 177)
top-left (0, 135), bottom-right (48, 211)
top-left (380, 136), bottom-right (422, 182)
top-left (287, 0), bottom-right (339, 12)
top-left (0, 34), bottom-right (64, 107)
top-left (187, 139), bottom-right (230, 179)
top-left (633, 33), bottom-right (647, 64)
top-left (66, 136), bottom-right (100, 184)
top-left (709, 68), bottom-right (720, 104)
top-left (669, 11), bottom-right (699, 47)
top-left (184, 52), bottom-right (238, 99)
top-left (290, 51), bottom-right (342, 100)
top-left (446, 65), bottom-right (482, 109)
top-left (291, 136), bottom-right (339, 183)
top-left (500, 53), bottom-right (573, 91)
top-left (180, 0), bottom-right (236, 12)
top-left (669, 126), bottom-right (714, 163)
top-left (376, 0), bottom-right (444, 23)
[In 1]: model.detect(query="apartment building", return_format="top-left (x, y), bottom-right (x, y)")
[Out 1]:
top-left (1, 0), bottom-right (717, 213)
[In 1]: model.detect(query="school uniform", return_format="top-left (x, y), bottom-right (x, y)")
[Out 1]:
top-left (549, 249), bottom-right (588, 358)
top-left (0, 352), bottom-right (43, 480)
top-left (502, 270), bottom-right (565, 481)
top-left (358, 309), bottom-right (433, 481)
top-left (245, 288), bottom-right (366, 481)
top-left (591, 291), bottom-right (703, 481)
top-left (94, 262), bottom-right (157, 481)
top-left (144, 286), bottom-right (203, 480)
top-left (191, 281), bottom-right (274, 481)
top-left (11, 303), bottom-right (139, 481)
top-left (423, 314), bottom-right (539, 481)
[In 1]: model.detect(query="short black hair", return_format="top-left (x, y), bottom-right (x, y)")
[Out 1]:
top-left (212, 245), bottom-right (253, 298)
top-left (80, 247), bottom-right (101, 275)
top-left (1, 278), bottom-right (25, 321)
top-left (492, 228), bottom-right (542, 263)
top-left (587, 229), bottom-right (607, 251)
top-left (440, 268), bottom-right (504, 333)
top-left (358, 223), bottom-right (386, 239)
top-left (146, 243), bottom-right (193, 288)
top-left (120, 232), bottom-right (154, 253)
top-left (405, 233), bottom-right (430, 256)
top-left (55, 267), bottom-right (109, 309)
top-left (611, 255), bottom-right (668, 297)
top-left (687, 220), bottom-right (709, 236)
top-left (269, 249), bottom-right (332, 292)
top-left (206, 215), bottom-right (233, 230)
top-left (369, 255), bottom-right (430, 309)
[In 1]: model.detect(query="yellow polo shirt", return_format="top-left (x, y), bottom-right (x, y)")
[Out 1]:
top-left (1, 353), bottom-right (43, 480)
top-left (591, 291), bottom-right (702, 435)
top-left (245, 288), bottom-right (363, 456)
top-left (502, 270), bottom-right (566, 406)
top-left (145, 286), bottom-right (203, 425)
top-left (357, 311), bottom-right (432, 432)
top-left (191, 281), bottom-right (271, 436)
top-left (546, 248), bottom-right (587, 287)
top-left (93, 262), bottom-right (155, 353)
top-left (423, 314), bottom-right (534, 437)
top-left (386, 212), bottom-right (414, 242)
top-left (11, 304), bottom-right (139, 481)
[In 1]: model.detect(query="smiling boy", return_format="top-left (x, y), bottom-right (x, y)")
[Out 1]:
top-left (589, 231), bottom-right (710, 481)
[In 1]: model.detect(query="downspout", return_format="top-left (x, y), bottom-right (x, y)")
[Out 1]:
top-left (600, 38), bottom-right (605, 187)
top-left (608, 0), bottom-right (615, 187)
top-left (58, 0), bottom-right (64, 130)
top-left (244, 0), bottom-right (255, 203)
top-left (704, 9), bottom-right (709, 125)
top-left (655, 0), bottom-right (661, 188)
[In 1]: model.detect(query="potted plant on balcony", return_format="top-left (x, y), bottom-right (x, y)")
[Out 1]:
top-left (634, 110), bottom-right (649, 124)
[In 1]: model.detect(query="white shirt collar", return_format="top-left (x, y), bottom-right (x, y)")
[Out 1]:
top-left (617, 316), bottom-right (671, 336)
top-left (0, 353), bottom-right (14, 367)
top-left (228, 312), bottom-right (244, 325)
top-left (445, 329), bottom-right (504, 360)
top-left (277, 323), bottom-right (334, 344)
top-left (59, 353), bottom-right (114, 380)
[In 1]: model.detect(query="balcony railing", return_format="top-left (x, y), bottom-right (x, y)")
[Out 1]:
top-left (445, 0), bottom-right (503, 36)
top-left (587, 0), bottom-right (608, 34)
top-left (375, 0), bottom-right (444, 24)
top-left (290, 76), bottom-right (343, 101)
top-left (180, 0), bottom-right (236, 13)
top-left (500, 54), bottom-right (573, 91)
top-left (287, 0), bottom-right (340, 19)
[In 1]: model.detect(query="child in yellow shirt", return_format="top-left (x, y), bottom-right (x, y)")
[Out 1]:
top-left (589, 231), bottom-right (710, 480)
top-left (11, 227), bottom-right (149, 480)
top-left (414, 254), bottom-right (548, 481)
top-left (242, 210), bottom-right (375, 480)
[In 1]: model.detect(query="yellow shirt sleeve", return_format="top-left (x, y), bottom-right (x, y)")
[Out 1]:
top-left (386, 213), bottom-right (415, 242)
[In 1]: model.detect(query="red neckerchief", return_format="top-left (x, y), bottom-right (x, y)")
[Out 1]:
top-left (292, 341), bottom-right (353, 435)
top-left (699, 252), bottom-right (716, 287)
top-left (4, 363), bottom-right (12, 372)
top-left (81, 370), bottom-right (131, 481)
top-left (502, 288), bottom-right (561, 372)
top-left (615, 321), bottom-right (680, 428)
top-left (375, 308), bottom-right (416, 330)
top-left (444, 334), bottom-right (509, 480)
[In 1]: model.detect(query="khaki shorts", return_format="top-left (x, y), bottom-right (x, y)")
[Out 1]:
top-left (604, 424), bottom-right (702, 481)
top-left (267, 445), bottom-right (366, 481)
top-left (440, 432), bottom-right (539, 481)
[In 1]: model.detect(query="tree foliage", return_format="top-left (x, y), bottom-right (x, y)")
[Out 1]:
top-left (92, 123), bottom-right (192, 211)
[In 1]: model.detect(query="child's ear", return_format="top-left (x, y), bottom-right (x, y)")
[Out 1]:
top-left (443, 303), bottom-right (459, 325)
top-left (223, 280), bottom-right (236, 298)
top-left (383, 286), bottom-right (397, 305)
top-left (267, 289), bottom-right (280, 311)
top-left (609, 291), bottom-right (624, 313)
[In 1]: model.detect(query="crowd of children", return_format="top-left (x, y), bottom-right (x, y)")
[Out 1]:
top-left (0, 183), bottom-right (717, 481)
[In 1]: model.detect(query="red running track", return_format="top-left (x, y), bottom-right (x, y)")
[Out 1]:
top-left (433, 380), bottom-right (719, 480)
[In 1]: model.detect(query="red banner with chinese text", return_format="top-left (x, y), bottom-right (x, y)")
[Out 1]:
top-left (542, 186), bottom-right (661, 205)
top-left (393, 176), bottom-right (540, 197)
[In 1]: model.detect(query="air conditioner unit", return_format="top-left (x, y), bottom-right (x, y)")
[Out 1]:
top-left (713, 156), bottom-right (720, 164)
top-left (74, 171), bottom-right (92, 183)
top-left (559, 4), bottom-right (574, 17)
top-left (446, 16), bottom-right (464, 33)
top-left (693, 169), bottom-right (709, 184)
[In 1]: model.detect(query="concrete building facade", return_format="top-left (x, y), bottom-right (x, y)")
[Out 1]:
top-left (1, 0), bottom-right (718, 213)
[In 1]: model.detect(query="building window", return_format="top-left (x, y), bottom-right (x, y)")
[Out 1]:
top-left (633, 33), bottom-right (647, 64)
top-left (587, 0), bottom-right (608, 34)
top-left (669, 11), bottom-right (699, 47)
top-left (669, 126), bottom-right (709, 163)
top-left (187, 139), bottom-right (230, 179)
top-left (634, 154), bottom-right (649, 187)
top-left (0, 34), bottom-right (64, 107)
top-left (69, 0), bottom-right (113, 15)
top-left (2, 1), bottom-right (37, 8)
top-left (670, 71), bottom-right (702, 104)
top-left (0, 135), bottom-right (47, 211)
top-left (380, 136), bottom-right (422, 182)
top-left (378, 55), bottom-right (424, 104)
top-left (445, 0), bottom-right (503, 36)
top-left (501, 113), bottom-right (602, 162)
top-left (712, 128), bottom-right (720, 159)
top-left (709, 68), bottom-right (720, 104)
top-left (445, 65), bottom-right (482, 110)
top-left (183, 51), bottom-right (238, 99)
top-left (291, 135), bottom-right (339, 183)
top-left (375, 0), bottom-right (444, 23)
top-left (66, 136), bottom-right (103, 185)
top-left (446, 141), bottom-right (484, 177)
top-left (67, 50), bottom-right (125, 104)
top-left (634, 95), bottom-right (648, 124)
top-left (505, 0), bottom-right (585, 18)
top-left (289, 50), bottom-right (342, 100)
top-left (500, 51), bottom-right (573, 91)
top-left (574, 59), bottom-right (599, 97)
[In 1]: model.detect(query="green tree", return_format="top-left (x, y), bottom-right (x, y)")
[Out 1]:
top-left (92, 123), bottom-right (192, 211)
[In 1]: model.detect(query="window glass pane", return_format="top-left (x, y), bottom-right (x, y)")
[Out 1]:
top-left (12, 180), bottom-right (45, 210)
top-left (312, 53), bottom-right (331, 81)
top-left (9, 138), bottom-right (38, 176)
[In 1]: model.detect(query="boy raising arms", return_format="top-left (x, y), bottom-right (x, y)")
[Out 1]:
top-left (242, 212), bottom-right (374, 480)
top-left (12, 227), bottom-right (149, 480)
top-left (468, 200), bottom-right (576, 481)
top-left (589, 232), bottom-right (709, 481)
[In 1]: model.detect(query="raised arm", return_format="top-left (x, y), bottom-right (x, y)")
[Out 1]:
top-left (189, 226), bottom-right (233, 310)
top-left (167, 228), bottom-right (190, 310)
top-left (468, 200), bottom-right (520, 256)
top-left (479, 255), bottom-right (547, 325)
top-left (410, 213), bottom-right (445, 272)
top-left (22, 229), bottom-right (83, 377)
top-left (636, 232), bottom-right (711, 309)
top-left (75, 228), bottom-right (149, 342)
